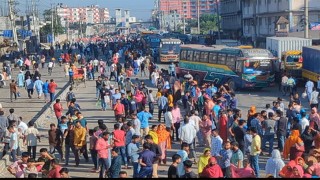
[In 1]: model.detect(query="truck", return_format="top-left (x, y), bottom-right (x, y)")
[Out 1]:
top-left (302, 46), bottom-right (320, 82)
top-left (266, 37), bottom-right (312, 78)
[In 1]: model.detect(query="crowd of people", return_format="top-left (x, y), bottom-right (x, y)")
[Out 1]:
top-left (1, 36), bottom-right (320, 179)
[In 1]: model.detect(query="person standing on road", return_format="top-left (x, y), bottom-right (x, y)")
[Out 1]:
top-left (63, 122), bottom-right (75, 166)
top-left (179, 117), bottom-right (197, 164)
top-left (25, 76), bottom-right (34, 99)
top-left (112, 123), bottom-right (128, 169)
top-left (7, 125), bottom-right (18, 162)
top-left (137, 142), bottom-right (157, 178)
top-left (310, 87), bottom-right (319, 109)
top-left (16, 71), bottom-right (25, 87)
top-left (43, 80), bottom-right (50, 103)
top-left (158, 93), bottom-right (168, 122)
top-left (33, 77), bottom-right (43, 99)
top-left (305, 79), bottom-right (314, 103)
top-left (127, 135), bottom-right (140, 178)
top-left (73, 120), bottom-right (88, 166)
top-left (137, 107), bottom-right (152, 138)
top-left (7, 108), bottom-right (20, 124)
top-left (261, 112), bottom-right (276, 156)
top-left (95, 131), bottom-right (111, 178)
top-left (9, 79), bottom-right (18, 102)
top-left (48, 123), bottom-right (63, 161)
top-left (48, 79), bottom-right (58, 102)
top-left (24, 121), bottom-right (40, 160)
top-left (249, 127), bottom-right (261, 178)
top-left (65, 87), bottom-right (75, 108)
top-left (53, 99), bottom-right (63, 125)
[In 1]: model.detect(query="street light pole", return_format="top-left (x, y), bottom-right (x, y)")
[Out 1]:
top-left (197, 0), bottom-right (200, 34)
top-left (51, 3), bottom-right (54, 46)
top-left (304, 0), bottom-right (309, 38)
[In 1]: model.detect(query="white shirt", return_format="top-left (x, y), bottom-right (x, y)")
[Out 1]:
top-left (179, 123), bottom-right (196, 144)
top-left (189, 115), bottom-right (201, 132)
top-left (133, 118), bottom-right (141, 136)
top-left (18, 121), bottom-right (28, 134)
top-left (310, 91), bottom-right (319, 104)
top-left (24, 127), bottom-right (39, 146)
top-left (164, 111), bottom-right (173, 128)
top-left (48, 62), bottom-right (54, 68)
top-left (300, 117), bottom-right (309, 133)
top-left (93, 59), bottom-right (99, 66)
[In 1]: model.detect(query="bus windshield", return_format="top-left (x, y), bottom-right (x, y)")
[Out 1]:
top-left (160, 44), bottom-right (181, 54)
top-left (244, 59), bottom-right (272, 74)
top-left (286, 55), bottom-right (302, 63)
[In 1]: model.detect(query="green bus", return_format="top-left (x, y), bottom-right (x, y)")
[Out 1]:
top-left (176, 44), bottom-right (278, 89)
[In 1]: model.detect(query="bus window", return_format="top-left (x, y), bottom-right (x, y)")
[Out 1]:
top-left (217, 53), bottom-right (226, 65)
top-left (200, 52), bottom-right (209, 63)
top-left (209, 52), bottom-right (217, 63)
top-left (187, 50), bottom-right (194, 61)
top-left (181, 50), bottom-right (187, 60)
top-left (226, 55), bottom-right (236, 70)
top-left (194, 51), bottom-right (200, 62)
top-left (236, 61), bottom-right (243, 73)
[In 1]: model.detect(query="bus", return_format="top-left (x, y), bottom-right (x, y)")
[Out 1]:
top-left (159, 38), bottom-right (181, 63)
top-left (177, 44), bottom-right (277, 89)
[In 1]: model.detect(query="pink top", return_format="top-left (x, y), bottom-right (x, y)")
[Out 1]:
top-left (200, 119), bottom-right (212, 136)
top-left (309, 163), bottom-right (320, 176)
top-left (95, 138), bottom-right (109, 158)
top-left (113, 129), bottom-right (126, 147)
top-left (172, 107), bottom-right (181, 123)
top-left (24, 59), bottom-right (31, 66)
top-left (135, 91), bottom-right (144, 103)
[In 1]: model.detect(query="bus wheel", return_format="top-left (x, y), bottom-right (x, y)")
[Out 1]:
top-left (194, 74), bottom-right (201, 85)
top-left (227, 79), bottom-right (236, 91)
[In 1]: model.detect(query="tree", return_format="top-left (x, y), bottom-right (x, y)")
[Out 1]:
top-left (40, 9), bottom-right (64, 36)
top-left (185, 14), bottom-right (220, 34)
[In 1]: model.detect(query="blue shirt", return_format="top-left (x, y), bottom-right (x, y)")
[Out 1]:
top-left (43, 82), bottom-right (49, 93)
top-left (206, 87), bottom-right (212, 97)
top-left (79, 118), bottom-right (87, 128)
top-left (137, 111), bottom-right (152, 128)
top-left (250, 118), bottom-right (263, 135)
top-left (127, 142), bottom-right (139, 162)
top-left (158, 96), bottom-right (168, 110)
top-left (139, 149), bottom-right (156, 167)
top-left (219, 149), bottom-right (232, 168)
top-left (25, 79), bottom-right (34, 89)
top-left (112, 93), bottom-right (121, 105)
top-left (213, 105), bottom-right (221, 117)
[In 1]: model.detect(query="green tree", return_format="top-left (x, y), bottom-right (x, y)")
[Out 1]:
top-left (185, 14), bottom-right (219, 34)
top-left (40, 9), bottom-right (64, 36)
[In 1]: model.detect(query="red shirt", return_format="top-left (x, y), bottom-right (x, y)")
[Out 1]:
top-left (53, 102), bottom-right (63, 118)
top-left (48, 82), bottom-right (57, 93)
top-left (113, 129), bottom-right (125, 147)
top-left (48, 165), bottom-right (62, 178)
top-left (95, 138), bottom-right (109, 158)
top-left (113, 103), bottom-right (124, 115)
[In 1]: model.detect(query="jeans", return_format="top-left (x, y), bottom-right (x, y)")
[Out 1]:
top-left (101, 99), bottom-right (106, 110)
top-left (173, 122), bottom-right (180, 141)
top-left (132, 162), bottom-right (140, 178)
top-left (10, 149), bottom-right (17, 162)
top-left (158, 109), bottom-right (167, 122)
top-left (148, 102), bottom-right (154, 115)
top-left (138, 166), bottom-right (153, 178)
top-left (277, 134), bottom-right (285, 152)
top-left (65, 144), bottom-right (75, 165)
top-left (249, 154), bottom-right (259, 178)
top-left (90, 149), bottom-right (98, 169)
top-left (262, 134), bottom-right (274, 154)
top-left (27, 89), bottom-right (34, 98)
top-left (118, 146), bottom-right (127, 166)
top-left (188, 139), bottom-right (196, 159)
top-left (28, 146), bottom-right (37, 160)
top-left (96, 87), bottom-right (101, 98)
top-left (74, 145), bottom-right (89, 165)
top-left (99, 158), bottom-right (109, 178)
top-left (49, 93), bottom-right (55, 102)
top-left (49, 145), bottom-right (63, 159)
top-left (196, 131), bottom-right (204, 146)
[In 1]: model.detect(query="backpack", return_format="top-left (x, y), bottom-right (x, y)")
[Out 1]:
top-left (66, 92), bottom-right (75, 101)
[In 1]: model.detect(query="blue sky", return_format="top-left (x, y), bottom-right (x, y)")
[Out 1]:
top-left (18, 0), bottom-right (154, 20)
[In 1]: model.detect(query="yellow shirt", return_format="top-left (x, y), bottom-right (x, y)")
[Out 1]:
top-left (250, 134), bottom-right (261, 156)
top-left (148, 130), bottom-right (159, 144)
top-left (156, 92), bottom-right (162, 99)
top-left (74, 127), bottom-right (86, 147)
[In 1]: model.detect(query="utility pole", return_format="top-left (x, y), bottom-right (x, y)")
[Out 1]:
top-left (197, 0), bottom-right (200, 34)
top-left (215, 0), bottom-right (221, 40)
top-left (31, 0), bottom-right (37, 40)
top-left (183, 0), bottom-right (186, 34)
top-left (304, 0), bottom-right (309, 39)
top-left (8, 0), bottom-right (18, 46)
top-left (173, 10), bottom-right (177, 31)
top-left (51, 3), bottom-right (54, 46)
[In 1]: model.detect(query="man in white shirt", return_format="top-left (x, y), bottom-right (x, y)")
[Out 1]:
top-left (300, 111), bottom-right (309, 133)
top-left (188, 110), bottom-right (202, 146)
top-left (310, 87), bottom-right (319, 109)
top-left (305, 79), bottom-right (315, 102)
top-left (93, 59), bottom-right (99, 72)
top-left (23, 121), bottom-right (40, 160)
top-left (179, 117), bottom-right (197, 163)
top-left (110, 63), bottom-right (117, 81)
top-left (164, 107), bottom-right (174, 130)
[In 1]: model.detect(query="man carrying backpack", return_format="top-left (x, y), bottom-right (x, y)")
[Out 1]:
top-left (65, 87), bottom-right (76, 107)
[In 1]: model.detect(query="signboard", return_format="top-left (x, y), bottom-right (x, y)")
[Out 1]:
top-left (275, 31), bottom-right (288, 37)
top-left (242, 49), bottom-right (272, 58)
top-left (161, 41), bottom-right (180, 44)
top-left (310, 22), bottom-right (320, 30)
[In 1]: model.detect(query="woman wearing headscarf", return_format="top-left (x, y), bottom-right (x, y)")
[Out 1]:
top-left (247, 106), bottom-right (256, 128)
top-left (279, 160), bottom-right (296, 178)
top-left (200, 157), bottom-right (223, 178)
top-left (290, 165), bottom-right (304, 178)
top-left (156, 124), bottom-right (171, 165)
top-left (310, 107), bottom-right (320, 131)
top-left (295, 157), bottom-right (308, 171)
top-left (283, 129), bottom-right (305, 160)
top-left (230, 159), bottom-right (255, 178)
top-left (265, 149), bottom-right (285, 178)
top-left (197, 148), bottom-right (211, 176)
top-left (301, 126), bottom-right (318, 154)
top-left (148, 125), bottom-right (158, 144)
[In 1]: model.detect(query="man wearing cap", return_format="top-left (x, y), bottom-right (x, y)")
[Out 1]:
top-left (7, 152), bottom-right (30, 178)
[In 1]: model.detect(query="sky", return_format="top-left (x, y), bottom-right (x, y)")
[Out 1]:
top-left (16, 0), bottom-right (154, 21)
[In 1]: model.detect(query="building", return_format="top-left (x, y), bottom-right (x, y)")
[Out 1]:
top-left (57, 5), bottom-right (110, 27)
top-left (162, 10), bottom-right (183, 31)
top-left (220, 0), bottom-right (242, 39)
top-left (159, 0), bottom-right (217, 19)
top-left (242, 0), bottom-right (320, 47)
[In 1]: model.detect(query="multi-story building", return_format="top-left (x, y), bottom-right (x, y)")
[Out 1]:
top-left (159, 0), bottom-right (217, 19)
top-left (57, 5), bottom-right (110, 27)
top-left (220, 0), bottom-right (242, 39)
top-left (241, 0), bottom-right (320, 47)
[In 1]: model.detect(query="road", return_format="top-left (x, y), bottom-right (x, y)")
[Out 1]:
top-left (1, 62), bottom-right (309, 178)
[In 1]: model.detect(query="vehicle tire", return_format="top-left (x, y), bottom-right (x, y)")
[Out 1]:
top-left (194, 74), bottom-right (201, 85)
top-left (227, 79), bottom-right (236, 91)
